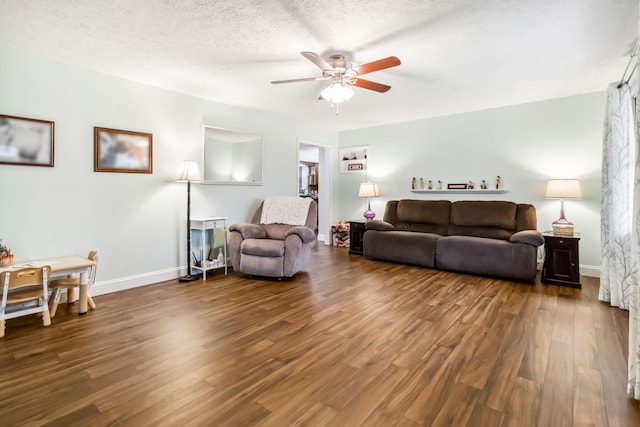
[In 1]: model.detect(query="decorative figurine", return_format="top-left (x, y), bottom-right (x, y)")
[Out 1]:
top-left (412, 177), bottom-right (416, 189)
top-left (428, 180), bottom-right (433, 190)
top-left (419, 178), bottom-right (424, 189)
top-left (468, 181), bottom-right (474, 189)
top-left (437, 180), bottom-right (442, 189)
top-left (480, 180), bottom-right (487, 189)
top-left (496, 175), bottom-right (501, 189)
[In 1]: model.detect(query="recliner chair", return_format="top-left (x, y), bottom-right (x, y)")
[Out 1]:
top-left (229, 197), bottom-right (317, 278)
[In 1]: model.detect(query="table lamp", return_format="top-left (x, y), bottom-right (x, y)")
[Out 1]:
top-left (177, 160), bottom-right (202, 282)
top-left (545, 179), bottom-right (582, 236)
top-left (359, 182), bottom-right (380, 221)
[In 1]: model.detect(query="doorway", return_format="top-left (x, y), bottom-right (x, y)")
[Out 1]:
top-left (298, 140), bottom-right (331, 245)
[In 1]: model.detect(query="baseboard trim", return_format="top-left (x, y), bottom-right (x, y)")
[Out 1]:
top-left (86, 262), bottom-right (602, 298)
top-left (91, 266), bottom-right (186, 296)
top-left (580, 265), bottom-right (600, 278)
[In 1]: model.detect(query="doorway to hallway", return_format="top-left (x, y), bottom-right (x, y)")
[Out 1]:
top-left (298, 140), bottom-right (331, 245)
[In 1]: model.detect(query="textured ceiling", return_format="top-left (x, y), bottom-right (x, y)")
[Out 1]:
top-left (0, 0), bottom-right (638, 131)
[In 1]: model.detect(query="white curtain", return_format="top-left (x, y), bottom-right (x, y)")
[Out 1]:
top-left (631, 86), bottom-right (640, 399)
top-left (600, 82), bottom-right (640, 398)
top-left (600, 83), bottom-right (637, 309)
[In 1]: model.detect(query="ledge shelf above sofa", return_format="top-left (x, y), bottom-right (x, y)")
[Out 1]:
top-left (410, 189), bottom-right (508, 194)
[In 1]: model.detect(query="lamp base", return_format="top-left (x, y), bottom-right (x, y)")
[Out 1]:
top-left (363, 209), bottom-right (376, 221)
top-left (363, 199), bottom-right (376, 221)
top-left (552, 200), bottom-right (575, 236)
top-left (552, 217), bottom-right (574, 236)
top-left (178, 274), bottom-right (200, 282)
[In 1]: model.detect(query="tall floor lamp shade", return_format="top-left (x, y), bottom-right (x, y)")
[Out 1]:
top-left (177, 160), bottom-right (202, 282)
top-left (359, 182), bottom-right (380, 221)
top-left (545, 179), bottom-right (582, 236)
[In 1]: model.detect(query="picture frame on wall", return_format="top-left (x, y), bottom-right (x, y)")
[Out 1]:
top-left (447, 183), bottom-right (468, 190)
top-left (0, 114), bottom-right (54, 167)
top-left (339, 145), bottom-right (367, 174)
top-left (94, 126), bottom-right (153, 173)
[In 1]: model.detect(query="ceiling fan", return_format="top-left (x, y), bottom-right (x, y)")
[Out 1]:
top-left (271, 52), bottom-right (401, 108)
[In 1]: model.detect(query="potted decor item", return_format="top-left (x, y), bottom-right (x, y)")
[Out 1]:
top-left (0, 239), bottom-right (13, 267)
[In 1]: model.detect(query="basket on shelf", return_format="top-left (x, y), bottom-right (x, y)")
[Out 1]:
top-left (331, 221), bottom-right (350, 248)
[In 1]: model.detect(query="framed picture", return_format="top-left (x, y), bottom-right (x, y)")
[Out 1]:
top-left (339, 145), bottom-right (367, 174)
top-left (0, 114), bottom-right (54, 167)
top-left (447, 183), bottom-right (468, 190)
top-left (94, 127), bottom-right (152, 173)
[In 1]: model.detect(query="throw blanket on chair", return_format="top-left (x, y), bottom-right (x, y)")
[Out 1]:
top-left (260, 196), bottom-right (312, 226)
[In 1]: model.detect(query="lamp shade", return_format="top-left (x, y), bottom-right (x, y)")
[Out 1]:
top-left (177, 160), bottom-right (202, 182)
top-left (359, 182), bottom-right (380, 198)
top-left (545, 179), bottom-right (582, 199)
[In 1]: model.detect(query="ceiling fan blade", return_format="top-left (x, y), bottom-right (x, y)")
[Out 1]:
top-left (353, 56), bottom-right (401, 76)
top-left (271, 77), bottom-right (328, 84)
top-left (301, 51), bottom-right (333, 70)
top-left (349, 78), bottom-right (391, 93)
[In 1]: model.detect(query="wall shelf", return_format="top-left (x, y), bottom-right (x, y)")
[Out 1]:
top-left (410, 189), bottom-right (508, 194)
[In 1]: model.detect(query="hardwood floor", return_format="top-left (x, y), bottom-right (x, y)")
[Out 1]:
top-left (1, 244), bottom-right (639, 426)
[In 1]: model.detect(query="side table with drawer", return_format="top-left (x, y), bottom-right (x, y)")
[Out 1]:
top-left (348, 220), bottom-right (366, 255)
top-left (541, 232), bottom-right (581, 288)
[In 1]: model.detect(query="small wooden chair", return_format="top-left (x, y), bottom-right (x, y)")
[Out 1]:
top-left (49, 251), bottom-right (98, 317)
top-left (0, 266), bottom-right (52, 338)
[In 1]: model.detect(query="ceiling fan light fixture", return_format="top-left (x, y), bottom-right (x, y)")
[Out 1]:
top-left (271, 51), bottom-right (400, 112)
top-left (320, 82), bottom-right (354, 104)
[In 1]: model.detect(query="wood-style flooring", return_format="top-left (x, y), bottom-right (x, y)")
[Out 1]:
top-left (1, 244), bottom-right (639, 426)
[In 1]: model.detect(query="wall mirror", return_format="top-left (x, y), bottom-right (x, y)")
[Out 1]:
top-left (202, 126), bottom-right (263, 185)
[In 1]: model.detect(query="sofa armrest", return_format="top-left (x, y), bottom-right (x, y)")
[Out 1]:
top-left (509, 230), bottom-right (544, 246)
top-left (365, 220), bottom-right (396, 231)
top-left (229, 223), bottom-right (267, 240)
top-left (285, 226), bottom-right (316, 244)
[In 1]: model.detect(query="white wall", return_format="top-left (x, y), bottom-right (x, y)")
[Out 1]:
top-left (0, 40), bottom-right (607, 290)
top-left (0, 43), bottom-right (337, 293)
top-left (337, 92), bottom-right (605, 271)
top-left (299, 144), bottom-right (320, 163)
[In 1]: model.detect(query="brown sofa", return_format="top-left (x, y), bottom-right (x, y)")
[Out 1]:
top-left (363, 200), bottom-right (544, 282)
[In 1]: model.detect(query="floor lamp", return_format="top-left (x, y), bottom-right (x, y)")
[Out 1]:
top-left (177, 160), bottom-right (202, 282)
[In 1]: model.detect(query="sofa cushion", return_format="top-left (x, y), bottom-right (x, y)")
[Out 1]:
top-left (450, 201), bottom-right (516, 228)
top-left (449, 201), bottom-right (517, 240)
top-left (393, 199), bottom-right (451, 235)
top-left (261, 224), bottom-right (295, 240)
top-left (516, 204), bottom-right (538, 231)
top-left (241, 239), bottom-right (285, 257)
top-left (364, 230), bottom-right (440, 268)
top-left (435, 235), bottom-right (538, 282)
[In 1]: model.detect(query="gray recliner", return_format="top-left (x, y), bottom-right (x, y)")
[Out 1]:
top-left (229, 198), bottom-right (317, 278)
